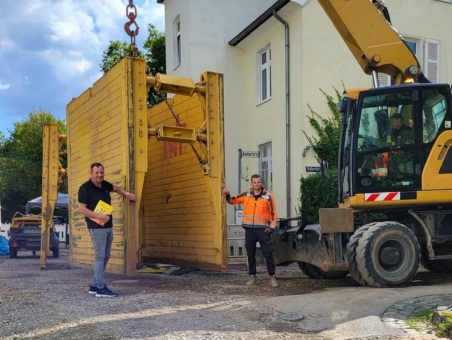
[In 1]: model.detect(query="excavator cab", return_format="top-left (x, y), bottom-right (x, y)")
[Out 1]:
top-left (337, 83), bottom-right (452, 209)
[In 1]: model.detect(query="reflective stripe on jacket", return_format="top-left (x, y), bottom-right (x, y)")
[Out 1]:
top-left (227, 188), bottom-right (277, 229)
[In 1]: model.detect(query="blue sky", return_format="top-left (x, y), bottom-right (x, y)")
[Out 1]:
top-left (0, 0), bottom-right (165, 138)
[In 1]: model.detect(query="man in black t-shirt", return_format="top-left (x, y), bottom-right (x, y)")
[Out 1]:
top-left (390, 113), bottom-right (413, 144)
top-left (78, 162), bottom-right (136, 298)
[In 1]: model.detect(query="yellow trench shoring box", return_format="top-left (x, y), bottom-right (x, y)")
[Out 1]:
top-left (66, 57), bottom-right (226, 275)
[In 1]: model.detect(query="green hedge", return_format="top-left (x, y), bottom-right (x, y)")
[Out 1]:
top-left (298, 170), bottom-right (338, 224)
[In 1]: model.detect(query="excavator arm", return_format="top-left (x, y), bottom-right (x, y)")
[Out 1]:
top-left (318, 0), bottom-right (429, 84)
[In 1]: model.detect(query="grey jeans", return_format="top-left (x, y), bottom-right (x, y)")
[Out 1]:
top-left (89, 228), bottom-right (113, 289)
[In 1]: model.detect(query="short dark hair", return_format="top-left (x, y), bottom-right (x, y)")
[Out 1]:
top-left (390, 113), bottom-right (403, 121)
top-left (251, 174), bottom-right (261, 180)
top-left (90, 162), bottom-right (104, 171)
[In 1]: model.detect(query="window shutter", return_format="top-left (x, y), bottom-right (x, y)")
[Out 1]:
top-left (424, 39), bottom-right (440, 83)
top-left (377, 73), bottom-right (391, 87)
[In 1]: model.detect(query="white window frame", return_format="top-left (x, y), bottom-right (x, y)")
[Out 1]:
top-left (173, 15), bottom-right (181, 69)
top-left (256, 44), bottom-right (272, 104)
top-left (258, 142), bottom-right (272, 192)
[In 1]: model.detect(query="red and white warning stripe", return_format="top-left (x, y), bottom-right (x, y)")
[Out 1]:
top-left (364, 192), bottom-right (400, 202)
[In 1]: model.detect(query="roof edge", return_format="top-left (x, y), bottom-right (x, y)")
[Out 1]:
top-left (228, 0), bottom-right (290, 46)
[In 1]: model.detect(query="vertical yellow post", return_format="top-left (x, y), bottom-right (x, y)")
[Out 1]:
top-left (41, 124), bottom-right (60, 269)
top-left (125, 59), bottom-right (148, 275)
top-left (203, 72), bottom-right (227, 269)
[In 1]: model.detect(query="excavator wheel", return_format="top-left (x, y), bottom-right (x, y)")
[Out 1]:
top-left (298, 262), bottom-right (348, 280)
top-left (355, 222), bottom-right (420, 288)
top-left (346, 223), bottom-right (377, 286)
top-left (298, 261), bottom-right (317, 279)
top-left (421, 248), bottom-right (452, 273)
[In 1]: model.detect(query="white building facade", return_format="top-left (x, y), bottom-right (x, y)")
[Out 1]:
top-left (156, 0), bottom-right (452, 222)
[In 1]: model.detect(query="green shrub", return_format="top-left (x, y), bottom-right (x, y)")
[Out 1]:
top-left (298, 88), bottom-right (341, 223)
top-left (299, 170), bottom-right (338, 224)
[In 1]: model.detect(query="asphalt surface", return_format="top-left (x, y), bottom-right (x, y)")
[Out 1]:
top-left (1, 249), bottom-right (452, 339)
top-left (267, 283), bottom-right (452, 339)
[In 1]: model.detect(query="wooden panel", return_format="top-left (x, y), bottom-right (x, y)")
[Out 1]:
top-left (144, 72), bottom-right (226, 271)
top-left (66, 58), bottom-right (132, 275)
top-left (67, 67), bottom-right (225, 275)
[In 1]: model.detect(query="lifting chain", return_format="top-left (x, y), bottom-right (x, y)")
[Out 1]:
top-left (164, 99), bottom-right (208, 167)
top-left (124, 0), bottom-right (140, 57)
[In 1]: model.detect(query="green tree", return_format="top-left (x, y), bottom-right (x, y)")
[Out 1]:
top-left (100, 41), bottom-right (144, 74)
top-left (0, 109), bottom-right (66, 222)
top-left (143, 23), bottom-right (166, 105)
top-left (100, 23), bottom-right (166, 106)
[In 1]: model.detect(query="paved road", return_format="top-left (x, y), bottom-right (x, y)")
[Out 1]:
top-left (266, 285), bottom-right (452, 339)
top-left (1, 250), bottom-right (451, 339)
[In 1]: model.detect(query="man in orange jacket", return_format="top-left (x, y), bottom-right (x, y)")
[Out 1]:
top-left (223, 174), bottom-right (279, 287)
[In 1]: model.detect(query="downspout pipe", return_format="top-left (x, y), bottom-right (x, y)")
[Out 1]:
top-left (273, 10), bottom-right (291, 218)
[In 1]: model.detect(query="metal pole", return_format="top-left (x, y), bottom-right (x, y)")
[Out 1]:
top-left (238, 149), bottom-right (242, 194)
top-left (235, 149), bottom-right (243, 223)
top-left (273, 10), bottom-right (291, 218)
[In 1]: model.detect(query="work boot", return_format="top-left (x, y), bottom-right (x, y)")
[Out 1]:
top-left (269, 275), bottom-right (279, 288)
top-left (247, 275), bottom-right (256, 285)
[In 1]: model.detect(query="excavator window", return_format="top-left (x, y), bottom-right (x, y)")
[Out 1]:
top-left (421, 90), bottom-right (446, 144)
top-left (356, 89), bottom-right (415, 189)
top-left (351, 84), bottom-right (452, 193)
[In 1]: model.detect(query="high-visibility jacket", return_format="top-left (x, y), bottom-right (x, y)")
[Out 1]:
top-left (371, 152), bottom-right (388, 177)
top-left (227, 188), bottom-right (277, 229)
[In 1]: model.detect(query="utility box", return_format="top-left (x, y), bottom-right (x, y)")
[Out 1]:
top-left (227, 225), bottom-right (247, 264)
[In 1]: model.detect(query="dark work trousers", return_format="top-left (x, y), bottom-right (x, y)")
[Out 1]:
top-left (245, 228), bottom-right (275, 276)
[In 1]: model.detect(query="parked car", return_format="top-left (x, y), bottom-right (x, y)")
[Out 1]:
top-left (0, 235), bottom-right (9, 255)
top-left (8, 213), bottom-right (59, 259)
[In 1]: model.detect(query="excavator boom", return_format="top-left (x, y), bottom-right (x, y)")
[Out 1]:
top-left (318, 0), bottom-right (427, 84)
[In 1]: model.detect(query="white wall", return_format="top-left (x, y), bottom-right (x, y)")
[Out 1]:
top-left (161, 0), bottom-right (276, 78)
top-left (0, 224), bottom-right (10, 239)
top-left (159, 0), bottom-right (452, 223)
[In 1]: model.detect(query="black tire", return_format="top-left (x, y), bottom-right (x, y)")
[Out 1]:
top-left (346, 223), bottom-right (377, 286)
top-left (53, 244), bottom-right (60, 258)
top-left (9, 248), bottom-right (17, 258)
top-left (421, 248), bottom-right (452, 273)
top-left (304, 263), bottom-right (324, 279)
top-left (322, 270), bottom-right (349, 280)
top-left (306, 263), bottom-right (348, 279)
top-left (356, 222), bottom-right (420, 288)
top-left (298, 261), bottom-right (316, 279)
top-left (298, 262), bottom-right (348, 279)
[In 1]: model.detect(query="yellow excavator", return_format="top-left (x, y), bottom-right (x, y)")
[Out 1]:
top-left (274, 0), bottom-right (452, 287)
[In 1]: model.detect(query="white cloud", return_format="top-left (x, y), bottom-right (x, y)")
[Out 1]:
top-left (0, 81), bottom-right (10, 90)
top-left (0, 39), bottom-right (15, 53)
top-left (0, 0), bottom-right (165, 136)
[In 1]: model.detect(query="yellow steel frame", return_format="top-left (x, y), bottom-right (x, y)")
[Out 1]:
top-left (145, 71), bottom-right (227, 271)
top-left (125, 59), bottom-right (148, 275)
top-left (41, 124), bottom-right (66, 269)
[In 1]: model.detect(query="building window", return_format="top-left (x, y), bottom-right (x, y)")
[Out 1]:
top-left (257, 44), bottom-right (271, 104)
top-left (258, 142), bottom-right (272, 191)
top-left (377, 37), bottom-right (440, 85)
top-left (424, 38), bottom-right (440, 82)
top-left (173, 15), bottom-right (181, 69)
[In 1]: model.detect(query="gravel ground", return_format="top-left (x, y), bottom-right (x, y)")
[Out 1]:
top-left (0, 248), bottom-right (450, 340)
